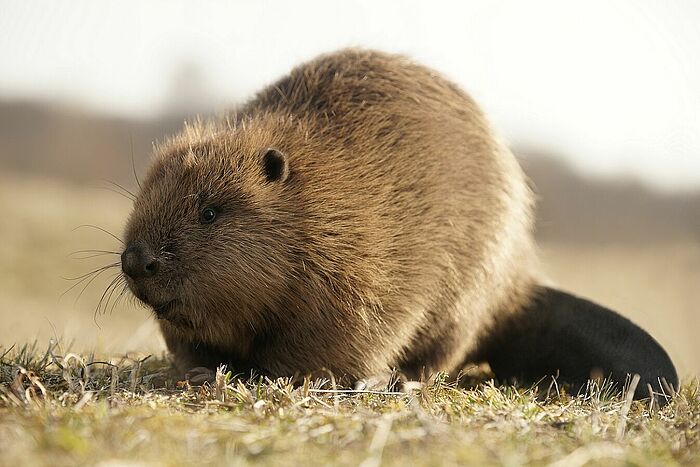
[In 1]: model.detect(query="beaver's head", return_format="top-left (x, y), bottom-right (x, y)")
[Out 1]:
top-left (121, 126), bottom-right (296, 340)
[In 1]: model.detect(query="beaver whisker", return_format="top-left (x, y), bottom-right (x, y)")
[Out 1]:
top-left (130, 135), bottom-right (142, 191)
top-left (73, 224), bottom-right (124, 245)
top-left (101, 275), bottom-right (126, 316)
top-left (95, 273), bottom-right (124, 317)
top-left (62, 262), bottom-right (120, 282)
top-left (69, 249), bottom-right (120, 256)
top-left (73, 267), bottom-right (118, 307)
top-left (60, 264), bottom-right (116, 303)
top-left (99, 179), bottom-right (136, 201)
top-left (95, 273), bottom-right (120, 315)
top-left (109, 281), bottom-right (130, 315)
top-left (69, 252), bottom-right (121, 260)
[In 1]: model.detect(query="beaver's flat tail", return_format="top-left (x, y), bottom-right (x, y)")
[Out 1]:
top-left (477, 286), bottom-right (678, 401)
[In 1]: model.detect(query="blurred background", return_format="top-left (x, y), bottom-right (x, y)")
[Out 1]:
top-left (0, 1), bottom-right (698, 376)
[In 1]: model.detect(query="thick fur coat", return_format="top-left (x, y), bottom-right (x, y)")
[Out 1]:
top-left (122, 49), bottom-right (676, 398)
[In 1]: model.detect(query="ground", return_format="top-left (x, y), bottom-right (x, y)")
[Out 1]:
top-left (0, 342), bottom-right (698, 466)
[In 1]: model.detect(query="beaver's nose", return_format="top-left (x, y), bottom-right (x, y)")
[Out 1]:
top-left (121, 245), bottom-right (159, 279)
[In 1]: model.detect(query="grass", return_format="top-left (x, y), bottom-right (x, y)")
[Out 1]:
top-left (1, 342), bottom-right (698, 466)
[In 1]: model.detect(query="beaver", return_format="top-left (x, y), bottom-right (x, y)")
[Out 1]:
top-left (121, 49), bottom-right (677, 399)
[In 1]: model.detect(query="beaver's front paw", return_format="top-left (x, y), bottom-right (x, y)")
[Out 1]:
top-left (353, 371), bottom-right (405, 391)
top-left (185, 366), bottom-right (216, 385)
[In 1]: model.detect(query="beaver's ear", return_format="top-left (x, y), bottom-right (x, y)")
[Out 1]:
top-left (262, 148), bottom-right (289, 183)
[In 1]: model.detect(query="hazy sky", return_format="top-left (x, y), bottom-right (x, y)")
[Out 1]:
top-left (1, 0), bottom-right (699, 190)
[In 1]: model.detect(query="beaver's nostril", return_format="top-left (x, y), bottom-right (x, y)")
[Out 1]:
top-left (144, 259), bottom-right (159, 275)
top-left (121, 245), bottom-right (159, 279)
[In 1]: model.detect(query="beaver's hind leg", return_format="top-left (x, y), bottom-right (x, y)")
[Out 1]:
top-left (475, 287), bottom-right (678, 401)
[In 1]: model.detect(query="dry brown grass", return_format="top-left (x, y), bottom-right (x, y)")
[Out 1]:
top-left (0, 343), bottom-right (698, 466)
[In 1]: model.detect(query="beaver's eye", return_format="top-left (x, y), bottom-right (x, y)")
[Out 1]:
top-left (199, 207), bottom-right (217, 224)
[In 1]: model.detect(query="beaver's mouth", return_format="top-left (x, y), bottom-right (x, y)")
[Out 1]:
top-left (126, 282), bottom-right (192, 328)
top-left (126, 282), bottom-right (178, 317)
top-left (152, 299), bottom-right (179, 318)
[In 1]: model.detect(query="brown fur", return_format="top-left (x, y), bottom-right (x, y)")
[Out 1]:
top-left (123, 49), bottom-right (540, 383)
